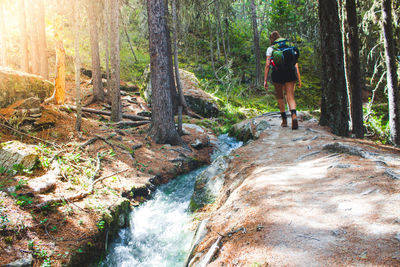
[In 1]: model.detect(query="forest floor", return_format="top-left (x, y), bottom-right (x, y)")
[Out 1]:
top-left (0, 75), bottom-right (216, 266)
top-left (194, 114), bottom-right (400, 266)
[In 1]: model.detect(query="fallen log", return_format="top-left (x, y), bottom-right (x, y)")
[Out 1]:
top-left (107, 120), bottom-right (150, 128)
top-left (63, 105), bottom-right (149, 121)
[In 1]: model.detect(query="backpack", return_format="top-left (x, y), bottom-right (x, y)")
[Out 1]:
top-left (270, 38), bottom-right (299, 71)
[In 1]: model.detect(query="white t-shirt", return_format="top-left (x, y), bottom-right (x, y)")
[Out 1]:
top-left (266, 46), bottom-right (274, 57)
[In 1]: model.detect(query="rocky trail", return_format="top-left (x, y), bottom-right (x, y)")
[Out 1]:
top-left (189, 113), bottom-right (400, 267)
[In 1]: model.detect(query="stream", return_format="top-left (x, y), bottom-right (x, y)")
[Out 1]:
top-left (102, 134), bottom-right (242, 267)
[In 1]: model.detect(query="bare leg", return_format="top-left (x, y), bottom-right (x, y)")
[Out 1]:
top-left (285, 81), bottom-right (296, 113)
top-left (274, 83), bottom-right (287, 127)
top-left (273, 83), bottom-right (285, 112)
top-left (284, 81), bottom-right (298, 129)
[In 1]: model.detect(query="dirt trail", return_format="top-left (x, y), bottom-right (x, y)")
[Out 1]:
top-left (198, 114), bottom-right (400, 266)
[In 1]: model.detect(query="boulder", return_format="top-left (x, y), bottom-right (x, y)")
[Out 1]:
top-left (144, 69), bottom-right (220, 118)
top-left (189, 155), bottom-right (229, 211)
top-left (0, 68), bottom-right (53, 108)
top-left (0, 141), bottom-right (38, 171)
top-left (179, 70), bottom-right (219, 118)
top-left (230, 118), bottom-right (271, 142)
top-left (3, 254), bottom-right (33, 267)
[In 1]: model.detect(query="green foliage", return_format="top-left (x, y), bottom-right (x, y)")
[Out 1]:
top-left (10, 193), bottom-right (33, 207)
top-left (364, 104), bottom-right (390, 143)
top-left (97, 220), bottom-right (106, 231)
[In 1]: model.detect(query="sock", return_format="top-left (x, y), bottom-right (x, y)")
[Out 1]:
top-left (291, 109), bottom-right (297, 116)
top-left (281, 112), bottom-right (287, 119)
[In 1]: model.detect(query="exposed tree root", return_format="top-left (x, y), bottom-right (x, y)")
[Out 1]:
top-left (35, 168), bottom-right (129, 209)
top-left (0, 122), bottom-right (59, 148)
top-left (63, 105), bottom-right (149, 121)
top-left (106, 120), bottom-right (150, 128)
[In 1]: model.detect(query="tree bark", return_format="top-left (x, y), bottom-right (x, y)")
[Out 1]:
top-left (28, 1), bottom-right (40, 75)
top-left (87, 0), bottom-right (104, 102)
top-left (18, 0), bottom-right (29, 72)
top-left (54, 30), bottom-right (66, 105)
top-left (208, 7), bottom-right (216, 75)
top-left (318, 0), bottom-right (349, 136)
top-left (250, 0), bottom-right (261, 86)
top-left (147, 0), bottom-right (183, 145)
top-left (0, 1), bottom-right (7, 66)
top-left (104, 0), bottom-right (111, 96)
top-left (110, 0), bottom-right (122, 122)
top-left (345, 0), bottom-right (364, 138)
top-left (73, 0), bottom-right (82, 132)
top-left (37, 0), bottom-right (49, 80)
top-left (172, 0), bottom-right (188, 135)
top-left (215, 0), bottom-right (227, 64)
top-left (382, 0), bottom-right (400, 145)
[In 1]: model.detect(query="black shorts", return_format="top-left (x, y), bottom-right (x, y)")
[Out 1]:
top-left (271, 67), bottom-right (297, 84)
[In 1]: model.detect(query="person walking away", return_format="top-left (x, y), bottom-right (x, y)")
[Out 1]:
top-left (264, 31), bottom-right (301, 129)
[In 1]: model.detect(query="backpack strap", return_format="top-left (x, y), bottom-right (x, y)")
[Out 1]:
top-left (273, 38), bottom-right (287, 47)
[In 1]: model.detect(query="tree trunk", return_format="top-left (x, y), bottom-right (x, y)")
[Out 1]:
top-left (318, 0), bottom-right (349, 136)
top-left (87, 0), bottom-right (104, 102)
top-left (73, 0), bottom-right (82, 132)
top-left (110, 0), bottom-right (122, 122)
top-left (165, 1), bottom-right (179, 113)
top-left (250, 0), bottom-right (261, 86)
top-left (0, 1), bottom-right (7, 66)
top-left (225, 17), bottom-right (231, 56)
top-left (37, 0), bottom-right (49, 79)
top-left (215, 0), bottom-right (227, 64)
top-left (345, 0), bottom-right (364, 138)
top-left (28, 1), bottom-right (40, 75)
top-left (147, 0), bottom-right (183, 145)
top-left (208, 7), bottom-right (216, 75)
top-left (382, 0), bottom-right (400, 145)
top-left (54, 32), bottom-right (66, 105)
top-left (104, 0), bottom-right (111, 96)
top-left (123, 23), bottom-right (138, 62)
top-left (18, 0), bottom-right (29, 72)
top-left (213, 5), bottom-right (221, 60)
top-left (339, 0), bottom-right (352, 129)
top-left (172, 0), bottom-right (185, 135)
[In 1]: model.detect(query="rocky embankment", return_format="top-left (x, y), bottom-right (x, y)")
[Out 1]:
top-left (187, 112), bottom-right (400, 266)
top-left (0, 68), bottom-right (221, 266)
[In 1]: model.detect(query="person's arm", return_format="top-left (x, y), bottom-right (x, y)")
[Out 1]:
top-left (264, 56), bottom-right (271, 90)
top-left (295, 63), bottom-right (301, 88)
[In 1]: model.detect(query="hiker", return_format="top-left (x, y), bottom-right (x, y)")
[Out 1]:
top-left (264, 31), bottom-right (301, 129)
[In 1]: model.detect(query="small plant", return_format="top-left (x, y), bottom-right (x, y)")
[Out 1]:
top-left (11, 193), bottom-right (33, 207)
top-left (0, 206), bottom-right (10, 229)
top-left (28, 240), bottom-right (35, 250)
top-left (15, 179), bottom-right (28, 190)
top-left (97, 220), bottom-right (106, 231)
top-left (41, 258), bottom-right (52, 267)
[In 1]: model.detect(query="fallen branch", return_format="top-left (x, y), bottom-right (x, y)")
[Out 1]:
top-left (36, 169), bottom-right (129, 209)
top-left (63, 105), bottom-right (149, 121)
top-left (198, 236), bottom-right (222, 267)
top-left (80, 134), bottom-right (115, 150)
top-left (106, 120), bottom-right (150, 128)
top-left (0, 122), bottom-right (59, 148)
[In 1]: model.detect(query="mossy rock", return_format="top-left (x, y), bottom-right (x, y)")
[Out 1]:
top-left (0, 68), bottom-right (53, 108)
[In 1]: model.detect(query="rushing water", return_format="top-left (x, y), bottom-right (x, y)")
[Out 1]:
top-left (102, 134), bottom-right (242, 267)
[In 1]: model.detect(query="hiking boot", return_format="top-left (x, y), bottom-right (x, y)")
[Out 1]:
top-left (281, 117), bottom-right (288, 127)
top-left (292, 117), bottom-right (298, 130)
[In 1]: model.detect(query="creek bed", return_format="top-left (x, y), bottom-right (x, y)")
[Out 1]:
top-left (102, 134), bottom-right (242, 267)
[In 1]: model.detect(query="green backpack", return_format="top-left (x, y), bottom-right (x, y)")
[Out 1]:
top-left (271, 38), bottom-right (300, 71)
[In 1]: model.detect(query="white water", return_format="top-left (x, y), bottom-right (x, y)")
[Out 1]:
top-left (103, 134), bottom-right (242, 267)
